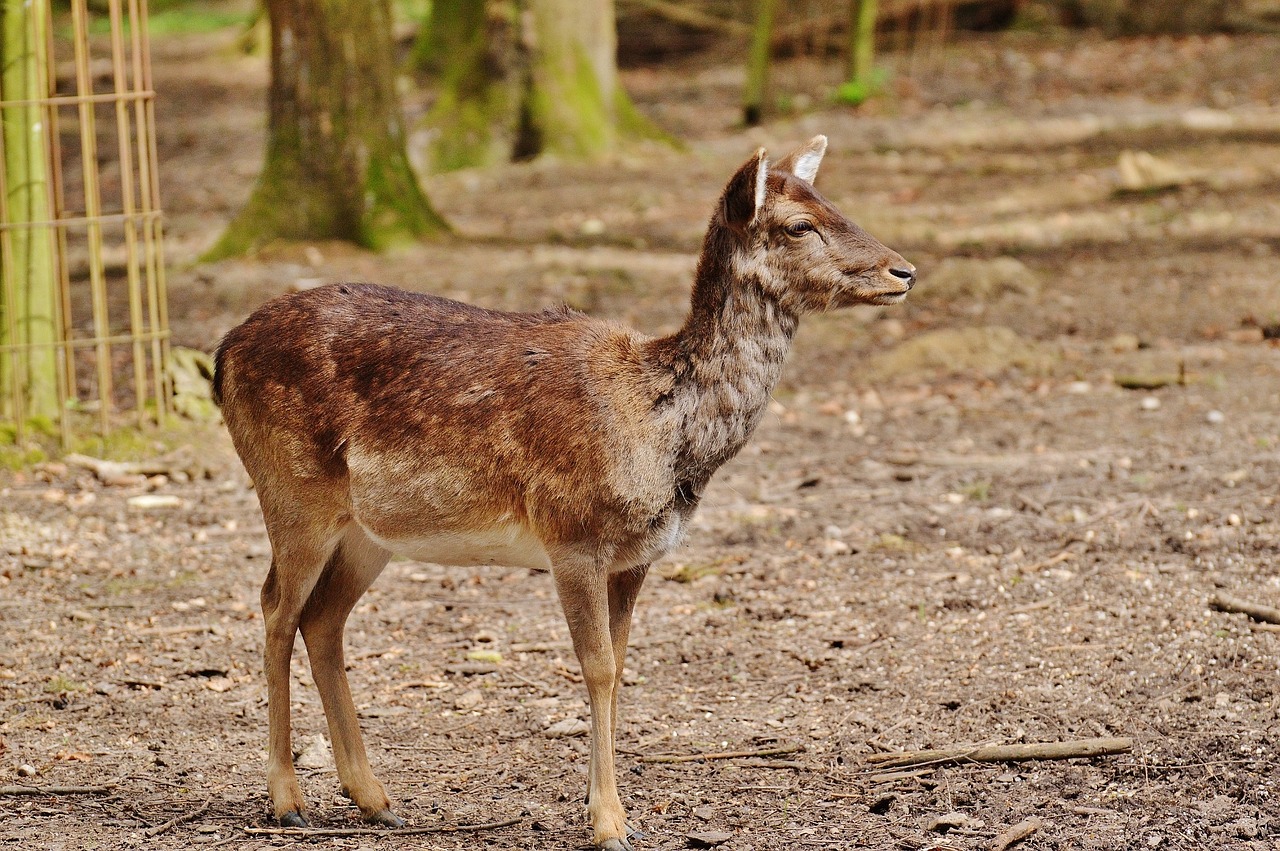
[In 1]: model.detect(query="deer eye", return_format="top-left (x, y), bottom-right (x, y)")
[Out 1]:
top-left (784, 220), bottom-right (815, 238)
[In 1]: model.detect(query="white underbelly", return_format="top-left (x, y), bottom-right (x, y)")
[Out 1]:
top-left (360, 522), bottom-right (553, 571)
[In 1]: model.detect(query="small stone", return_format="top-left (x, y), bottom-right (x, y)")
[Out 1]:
top-left (1065, 381), bottom-right (1092, 394)
top-left (579, 218), bottom-right (605, 236)
top-left (294, 734), bottom-right (332, 770)
top-left (1205, 410), bottom-right (1225, 424)
top-left (1140, 396), bottom-right (1161, 411)
top-left (821, 539), bottom-right (852, 557)
top-left (454, 689), bottom-right (483, 711)
top-left (686, 832), bottom-right (732, 847)
top-left (924, 811), bottom-right (984, 833)
top-left (127, 494), bottom-right (183, 510)
top-left (545, 718), bottom-right (589, 738)
top-left (17, 764), bottom-right (37, 777)
top-left (1109, 333), bottom-right (1141, 352)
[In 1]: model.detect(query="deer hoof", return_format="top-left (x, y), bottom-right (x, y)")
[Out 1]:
top-left (279, 810), bottom-right (309, 828)
top-left (365, 809), bottom-right (406, 828)
top-left (600, 839), bottom-right (634, 851)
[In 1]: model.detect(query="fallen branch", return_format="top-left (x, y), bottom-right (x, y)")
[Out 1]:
top-left (65, 453), bottom-right (169, 482)
top-left (621, 0), bottom-right (749, 35)
top-left (989, 816), bottom-right (1043, 851)
top-left (640, 743), bottom-right (804, 764)
top-left (1210, 593), bottom-right (1280, 625)
top-left (0, 784), bottom-right (115, 796)
top-left (864, 737), bottom-right (1132, 769)
top-left (242, 816), bottom-right (523, 837)
top-left (868, 767), bottom-right (935, 784)
top-left (145, 801), bottom-right (211, 837)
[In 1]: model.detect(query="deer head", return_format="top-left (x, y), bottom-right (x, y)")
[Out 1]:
top-left (719, 135), bottom-right (915, 315)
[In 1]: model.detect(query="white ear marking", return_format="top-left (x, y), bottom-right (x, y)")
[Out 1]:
top-left (753, 154), bottom-right (768, 217)
top-left (791, 135), bottom-right (827, 184)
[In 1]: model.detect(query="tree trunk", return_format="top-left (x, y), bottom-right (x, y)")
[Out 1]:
top-left (210, 0), bottom-right (446, 257)
top-left (514, 0), bottom-right (662, 160)
top-left (742, 0), bottom-right (777, 126)
top-left (1, 0), bottom-right (59, 424)
top-left (839, 0), bottom-right (878, 105)
top-left (420, 0), bottom-right (514, 172)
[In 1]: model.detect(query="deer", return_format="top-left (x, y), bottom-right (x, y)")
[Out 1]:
top-left (213, 136), bottom-right (914, 850)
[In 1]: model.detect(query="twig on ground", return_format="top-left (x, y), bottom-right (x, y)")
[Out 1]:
top-left (640, 743), bottom-right (804, 764)
top-left (1021, 550), bottom-right (1077, 572)
top-left (0, 784), bottom-right (116, 796)
top-left (864, 737), bottom-right (1132, 769)
top-left (989, 816), bottom-right (1043, 851)
top-left (242, 816), bottom-right (523, 837)
top-left (137, 624), bottom-right (217, 637)
top-left (1210, 593), bottom-right (1280, 625)
top-left (1071, 806), bottom-right (1116, 816)
top-left (867, 767), bottom-right (936, 784)
top-left (144, 800), bottom-right (212, 837)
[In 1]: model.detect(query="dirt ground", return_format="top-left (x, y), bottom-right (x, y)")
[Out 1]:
top-left (3, 24), bottom-right (1280, 851)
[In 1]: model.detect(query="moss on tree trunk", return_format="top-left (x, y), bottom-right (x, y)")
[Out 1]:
top-left (743, 0), bottom-right (777, 126)
top-left (421, 0), bottom-right (513, 172)
top-left (513, 0), bottom-right (667, 161)
top-left (210, 0), bottom-right (446, 258)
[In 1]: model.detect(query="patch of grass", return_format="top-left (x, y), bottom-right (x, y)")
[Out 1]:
top-left (870, 533), bottom-right (918, 553)
top-left (0, 443), bottom-right (47, 470)
top-left (45, 675), bottom-right (87, 694)
top-left (82, 2), bottom-right (252, 37)
top-left (662, 561), bottom-right (723, 583)
top-left (963, 479), bottom-right (992, 502)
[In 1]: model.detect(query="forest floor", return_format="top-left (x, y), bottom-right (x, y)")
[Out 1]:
top-left (3, 24), bottom-right (1280, 851)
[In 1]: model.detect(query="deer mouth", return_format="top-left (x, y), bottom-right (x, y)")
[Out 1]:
top-left (870, 289), bottom-right (910, 305)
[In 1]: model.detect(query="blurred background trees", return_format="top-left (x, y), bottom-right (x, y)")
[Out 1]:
top-left (210, 0), bottom-right (447, 257)
top-left (91, 0), bottom-right (1280, 258)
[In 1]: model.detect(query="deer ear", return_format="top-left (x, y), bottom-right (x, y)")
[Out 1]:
top-left (775, 135), bottom-right (827, 185)
top-left (721, 147), bottom-right (768, 228)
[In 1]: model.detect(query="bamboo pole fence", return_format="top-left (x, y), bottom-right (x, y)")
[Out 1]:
top-left (0, 0), bottom-right (169, 447)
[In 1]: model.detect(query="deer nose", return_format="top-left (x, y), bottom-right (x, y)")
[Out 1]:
top-left (888, 265), bottom-right (916, 289)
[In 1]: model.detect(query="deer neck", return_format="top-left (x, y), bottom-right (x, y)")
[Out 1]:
top-left (661, 226), bottom-right (799, 494)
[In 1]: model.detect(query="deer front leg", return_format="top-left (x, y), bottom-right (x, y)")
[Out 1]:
top-left (607, 567), bottom-right (647, 755)
top-left (555, 563), bottom-right (632, 851)
top-left (607, 566), bottom-right (649, 844)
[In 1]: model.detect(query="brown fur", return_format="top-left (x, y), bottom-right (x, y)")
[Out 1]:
top-left (215, 136), bottom-right (913, 849)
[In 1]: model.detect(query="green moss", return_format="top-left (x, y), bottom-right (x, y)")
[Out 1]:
top-left (45, 675), bottom-right (87, 694)
top-left (614, 86), bottom-right (679, 148)
top-left (0, 443), bottom-right (46, 470)
top-left (429, 88), bottom-right (510, 172)
top-left (68, 419), bottom-right (218, 462)
top-left (529, 46), bottom-right (613, 159)
top-left (360, 147), bottom-right (450, 250)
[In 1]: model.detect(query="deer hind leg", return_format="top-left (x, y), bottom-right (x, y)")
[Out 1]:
top-left (555, 562), bottom-right (632, 851)
top-left (298, 524), bottom-right (401, 826)
top-left (260, 511), bottom-right (344, 827)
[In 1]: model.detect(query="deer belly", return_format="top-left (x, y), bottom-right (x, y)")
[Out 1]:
top-left (360, 523), bottom-right (553, 571)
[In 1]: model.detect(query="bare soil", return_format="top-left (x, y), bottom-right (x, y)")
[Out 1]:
top-left (3, 26), bottom-right (1280, 851)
